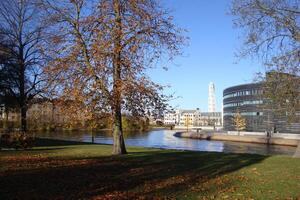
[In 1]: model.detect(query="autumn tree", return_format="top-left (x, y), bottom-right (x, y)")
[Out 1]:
top-left (231, 0), bottom-right (300, 121)
top-left (0, 0), bottom-right (46, 132)
top-left (40, 0), bottom-right (186, 154)
top-left (184, 117), bottom-right (190, 132)
top-left (233, 110), bottom-right (246, 134)
top-left (262, 71), bottom-right (300, 125)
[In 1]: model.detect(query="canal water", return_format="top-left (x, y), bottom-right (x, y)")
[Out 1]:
top-left (36, 129), bottom-right (296, 156)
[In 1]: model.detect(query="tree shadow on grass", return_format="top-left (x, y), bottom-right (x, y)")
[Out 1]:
top-left (0, 149), bottom-right (268, 199)
top-left (34, 138), bottom-right (96, 147)
top-left (0, 138), bottom-right (96, 152)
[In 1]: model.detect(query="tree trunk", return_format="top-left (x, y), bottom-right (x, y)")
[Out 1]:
top-left (4, 109), bottom-right (9, 131)
top-left (19, 32), bottom-right (27, 132)
top-left (19, 66), bottom-right (27, 132)
top-left (112, 106), bottom-right (126, 154)
top-left (20, 105), bottom-right (27, 132)
top-left (112, 0), bottom-right (126, 155)
top-left (18, 62), bottom-right (27, 133)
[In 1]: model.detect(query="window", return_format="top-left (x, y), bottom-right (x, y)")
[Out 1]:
top-left (224, 89), bottom-right (255, 99)
top-left (224, 112), bottom-right (263, 116)
top-left (224, 100), bottom-right (263, 108)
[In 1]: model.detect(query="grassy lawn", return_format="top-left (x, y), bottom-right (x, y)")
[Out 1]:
top-left (1, 139), bottom-right (300, 200)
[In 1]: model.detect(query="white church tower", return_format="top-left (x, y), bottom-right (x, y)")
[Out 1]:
top-left (208, 82), bottom-right (216, 112)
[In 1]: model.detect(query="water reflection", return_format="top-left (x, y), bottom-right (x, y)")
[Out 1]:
top-left (35, 129), bottom-right (296, 156)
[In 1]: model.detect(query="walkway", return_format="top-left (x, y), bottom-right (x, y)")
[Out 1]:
top-left (293, 142), bottom-right (300, 158)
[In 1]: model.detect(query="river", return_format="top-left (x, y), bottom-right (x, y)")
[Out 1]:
top-left (36, 129), bottom-right (296, 156)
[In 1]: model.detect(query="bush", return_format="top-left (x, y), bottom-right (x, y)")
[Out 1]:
top-left (0, 132), bottom-right (35, 149)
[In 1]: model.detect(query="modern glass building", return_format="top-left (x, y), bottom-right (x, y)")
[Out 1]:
top-left (223, 82), bottom-right (300, 133)
top-left (223, 83), bottom-right (265, 132)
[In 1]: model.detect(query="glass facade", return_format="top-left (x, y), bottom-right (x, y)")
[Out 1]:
top-left (223, 100), bottom-right (263, 108)
top-left (223, 112), bottom-right (263, 116)
top-left (223, 83), bottom-right (266, 132)
top-left (224, 74), bottom-right (300, 133)
top-left (223, 89), bottom-right (262, 99)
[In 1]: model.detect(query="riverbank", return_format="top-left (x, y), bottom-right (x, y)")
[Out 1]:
top-left (174, 132), bottom-right (300, 147)
top-left (1, 138), bottom-right (300, 199)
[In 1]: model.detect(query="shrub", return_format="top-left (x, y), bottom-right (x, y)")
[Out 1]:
top-left (0, 132), bottom-right (35, 149)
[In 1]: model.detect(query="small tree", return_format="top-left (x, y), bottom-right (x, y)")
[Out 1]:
top-left (184, 117), bottom-right (189, 132)
top-left (233, 111), bottom-right (246, 134)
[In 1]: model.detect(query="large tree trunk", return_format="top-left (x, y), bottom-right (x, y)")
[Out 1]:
top-left (4, 109), bottom-right (9, 131)
top-left (112, 104), bottom-right (126, 154)
top-left (112, 0), bottom-right (126, 155)
top-left (20, 105), bottom-right (27, 132)
top-left (19, 61), bottom-right (27, 132)
top-left (18, 29), bottom-right (27, 132)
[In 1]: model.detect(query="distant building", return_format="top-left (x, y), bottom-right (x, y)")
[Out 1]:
top-left (198, 112), bottom-right (222, 126)
top-left (148, 114), bottom-right (163, 125)
top-left (223, 83), bottom-right (264, 132)
top-left (208, 82), bottom-right (216, 112)
top-left (163, 110), bottom-right (178, 125)
top-left (0, 104), bottom-right (4, 119)
top-left (0, 98), bottom-right (68, 129)
top-left (163, 82), bottom-right (221, 127)
top-left (178, 109), bottom-right (200, 126)
top-left (163, 109), bottom-right (222, 127)
top-left (223, 73), bottom-right (300, 133)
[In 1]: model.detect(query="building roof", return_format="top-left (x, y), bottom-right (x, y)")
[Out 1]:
top-left (200, 112), bottom-right (222, 116)
top-left (180, 109), bottom-right (198, 114)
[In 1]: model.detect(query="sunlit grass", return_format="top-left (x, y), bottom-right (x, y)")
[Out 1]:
top-left (1, 138), bottom-right (300, 199)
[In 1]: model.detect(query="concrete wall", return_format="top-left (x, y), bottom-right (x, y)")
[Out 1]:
top-left (227, 131), bottom-right (300, 140)
top-left (174, 125), bottom-right (223, 131)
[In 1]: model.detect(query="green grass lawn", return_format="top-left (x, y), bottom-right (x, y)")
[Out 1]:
top-left (1, 138), bottom-right (300, 200)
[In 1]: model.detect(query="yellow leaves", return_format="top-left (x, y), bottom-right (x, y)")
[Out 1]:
top-left (94, 191), bottom-right (128, 200)
top-left (237, 175), bottom-right (249, 181)
top-left (251, 167), bottom-right (261, 175)
top-left (129, 167), bottom-right (144, 175)
top-left (2, 153), bottom-right (101, 174)
top-left (233, 110), bottom-right (246, 132)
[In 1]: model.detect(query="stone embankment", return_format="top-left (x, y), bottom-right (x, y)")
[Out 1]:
top-left (294, 142), bottom-right (300, 158)
top-left (174, 132), bottom-right (300, 147)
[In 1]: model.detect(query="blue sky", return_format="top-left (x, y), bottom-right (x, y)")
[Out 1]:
top-left (148, 0), bottom-right (263, 112)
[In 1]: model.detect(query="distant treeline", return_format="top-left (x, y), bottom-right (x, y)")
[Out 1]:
top-left (0, 114), bottom-right (150, 132)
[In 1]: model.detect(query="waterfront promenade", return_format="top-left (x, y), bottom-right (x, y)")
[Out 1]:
top-left (174, 131), bottom-right (300, 147)
top-left (294, 142), bottom-right (300, 158)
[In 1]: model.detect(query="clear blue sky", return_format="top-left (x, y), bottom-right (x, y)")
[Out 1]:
top-left (148, 0), bottom-right (263, 112)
